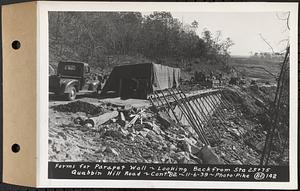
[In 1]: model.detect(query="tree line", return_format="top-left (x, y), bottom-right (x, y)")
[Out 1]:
top-left (49, 11), bottom-right (234, 72)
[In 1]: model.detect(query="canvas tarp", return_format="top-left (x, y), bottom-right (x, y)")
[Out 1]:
top-left (152, 63), bottom-right (181, 91)
top-left (101, 62), bottom-right (181, 99)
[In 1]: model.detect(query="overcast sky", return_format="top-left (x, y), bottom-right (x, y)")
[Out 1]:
top-left (145, 12), bottom-right (290, 56)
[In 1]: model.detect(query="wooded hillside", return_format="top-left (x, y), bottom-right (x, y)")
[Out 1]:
top-left (49, 11), bottom-right (234, 74)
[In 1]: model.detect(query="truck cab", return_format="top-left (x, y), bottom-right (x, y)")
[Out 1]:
top-left (49, 61), bottom-right (100, 101)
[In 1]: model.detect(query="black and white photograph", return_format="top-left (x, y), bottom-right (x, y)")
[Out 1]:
top-left (47, 8), bottom-right (292, 179)
top-left (1, 0), bottom-right (298, 189)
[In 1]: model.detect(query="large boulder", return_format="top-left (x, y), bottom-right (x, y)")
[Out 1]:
top-left (199, 145), bottom-right (223, 164)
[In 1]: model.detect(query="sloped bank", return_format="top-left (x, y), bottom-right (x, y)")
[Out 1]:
top-left (48, 85), bottom-right (282, 165)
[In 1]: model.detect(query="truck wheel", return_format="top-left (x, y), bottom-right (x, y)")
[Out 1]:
top-left (66, 86), bottom-right (77, 101)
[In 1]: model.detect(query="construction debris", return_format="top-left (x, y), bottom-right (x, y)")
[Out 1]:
top-left (49, 84), bottom-right (286, 165)
top-left (84, 111), bottom-right (119, 127)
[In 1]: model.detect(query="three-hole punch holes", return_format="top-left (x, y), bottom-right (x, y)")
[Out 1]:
top-left (11, 144), bottom-right (20, 153)
top-left (12, 40), bottom-right (21, 49)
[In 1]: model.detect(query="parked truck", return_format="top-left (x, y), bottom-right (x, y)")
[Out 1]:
top-left (49, 61), bottom-right (100, 101)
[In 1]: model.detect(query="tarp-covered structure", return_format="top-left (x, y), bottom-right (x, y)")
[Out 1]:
top-left (101, 63), bottom-right (181, 99)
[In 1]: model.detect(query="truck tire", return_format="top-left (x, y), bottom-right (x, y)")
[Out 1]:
top-left (66, 86), bottom-right (77, 101)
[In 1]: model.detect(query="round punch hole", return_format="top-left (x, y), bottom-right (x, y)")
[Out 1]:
top-left (11, 40), bottom-right (21, 49)
top-left (11, 144), bottom-right (20, 153)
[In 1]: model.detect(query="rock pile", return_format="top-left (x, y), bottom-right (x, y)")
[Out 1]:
top-left (49, 85), bottom-right (283, 165)
top-left (49, 101), bottom-right (215, 164)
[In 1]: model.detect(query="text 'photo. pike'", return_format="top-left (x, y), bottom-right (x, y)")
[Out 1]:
top-left (48, 11), bottom-right (290, 167)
